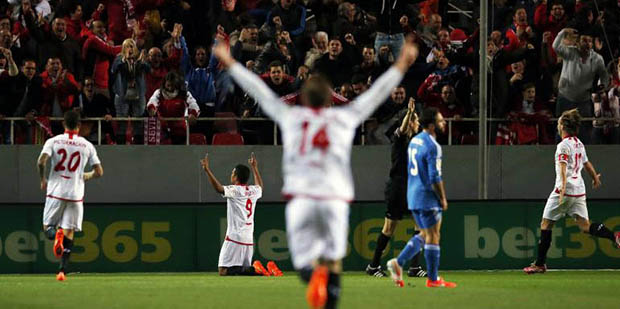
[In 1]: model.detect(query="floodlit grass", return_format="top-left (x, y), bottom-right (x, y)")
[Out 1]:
top-left (0, 271), bottom-right (619, 308)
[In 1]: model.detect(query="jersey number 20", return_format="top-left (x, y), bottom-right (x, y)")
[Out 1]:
top-left (54, 149), bottom-right (81, 172)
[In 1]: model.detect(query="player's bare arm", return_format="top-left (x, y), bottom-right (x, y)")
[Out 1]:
top-left (394, 39), bottom-right (419, 74)
top-left (584, 161), bottom-right (602, 189)
top-left (201, 153), bottom-right (224, 194)
top-left (432, 181), bottom-right (448, 211)
top-left (249, 152), bottom-right (263, 189)
top-left (558, 161), bottom-right (567, 205)
top-left (84, 164), bottom-right (104, 182)
top-left (37, 153), bottom-right (49, 191)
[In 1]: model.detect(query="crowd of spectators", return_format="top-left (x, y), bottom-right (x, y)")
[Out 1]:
top-left (0, 0), bottom-right (619, 145)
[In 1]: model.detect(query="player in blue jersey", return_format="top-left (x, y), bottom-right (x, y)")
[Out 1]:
top-left (386, 107), bottom-right (456, 288)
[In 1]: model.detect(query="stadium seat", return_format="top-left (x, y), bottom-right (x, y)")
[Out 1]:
top-left (212, 132), bottom-right (244, 145)
top-left (190, 133), bottom-right (207, 145)
top-left (460, 133), bottom-right (478, 145)
top-left (213, 112), bottom-right (238, 133)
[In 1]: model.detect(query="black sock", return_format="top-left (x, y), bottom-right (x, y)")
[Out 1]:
top-left (325, 272), bottom-right (341, 309)
top-left (589, 222), bottom-right (615, 241)
top-left (226, 266), bottom-right (259, 276)
top-left (535, 230), bottom-right (552, 266)
top-left (299, 266), bottom-right (313, 283)
top-left (45, 227), bottom-right (56, 240)
top-left (370, 233), bottom-right (391, 268)
top-left (59, 238), bottom-right (73, 273)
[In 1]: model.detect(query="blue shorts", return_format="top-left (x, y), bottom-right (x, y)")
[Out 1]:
top-left (412, 209), bottom-right (442, 229)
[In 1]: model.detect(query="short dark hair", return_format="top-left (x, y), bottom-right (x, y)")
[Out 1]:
top-left (22, 58), bottom-right (36, 66)
top-left (64, 110), bottom-right (81, 130)
top-left (301, 75), bottom-right (332, 107)
top-left (351, 74), bottom-right (366, 85)
top-left (268, 60), bottom-right (283, 70)
top-left (560, 108), bottom-right (581, 135)
top-left (522, 82), bottom-right (535, 91)
top-left (234, 164), bottom-right (250, 184)
top-left (420, 107), bottom-right (439, 129)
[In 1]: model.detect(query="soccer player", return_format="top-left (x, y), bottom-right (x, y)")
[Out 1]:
top-left (37, 110), bottom-right (103, 281)
top-left (524, 109), bottom-right (620, 274)
top-left (366, 98), bottom-right (427, 278)
top-left (387, 107), bottom-right (457, 288)
top-left (214, 39), bottom-right (419, 308)
top-left (201, 153), bottom-right (282, 277)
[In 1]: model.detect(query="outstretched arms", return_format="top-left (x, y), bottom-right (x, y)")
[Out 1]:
top-left (213, 43), bottom-right (289, 123)
top-left (346, 40), bottom-right (419, 125)
top-left (201, 153), bottom-right (224, 194)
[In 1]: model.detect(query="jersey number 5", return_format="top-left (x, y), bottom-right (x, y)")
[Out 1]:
top-left (300, 122), bottom-right (330, 154)
top-left (409, 148), bottom-right (418, 176)
top-left (54, 149), bottom-right (81, 172)
top-left (245, 199), bottom-right (253, 218)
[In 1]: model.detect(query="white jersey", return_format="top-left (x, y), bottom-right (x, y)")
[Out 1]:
top-left (40, 131), bottom-right (101, 201)
top-left (222, 185), bottom-right (262, 244)
top-left (228, 63), bottom-right (404, 201)
top-left (553, 136), bottom-right (588, 196)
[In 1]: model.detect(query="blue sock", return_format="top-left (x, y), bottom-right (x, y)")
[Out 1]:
top-left (396, 234), bottom-right (425, 267)
top-left (424, 244), bottom-right (440, 281)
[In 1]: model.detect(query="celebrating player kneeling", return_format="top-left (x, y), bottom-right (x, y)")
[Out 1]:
top-left (201, 153), bottom-right (282, 277)
top-left (38, 111), bottom-right (104, 281)
top-left (524, 109), bottom-right (620, 274)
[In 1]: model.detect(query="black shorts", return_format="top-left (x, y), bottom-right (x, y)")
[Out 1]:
top-left (384, 179), bottom-right (410, 221)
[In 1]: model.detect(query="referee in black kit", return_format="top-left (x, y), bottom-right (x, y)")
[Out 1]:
top-left (366, 98), bottom-right (427, 278)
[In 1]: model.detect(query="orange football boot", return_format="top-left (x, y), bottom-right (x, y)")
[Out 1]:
top-left (56, 272), bottom-right (66, 281)
top-left (253, 260), bottom-right (270, 276)
top-left (267, 261), bottom-right (283, 277)
top-left (426, 277), bottom-right (457, 288)
top-left (53, 229), bottom-right (64, 258)
top-left (306, 266), bottom-right (328, 309)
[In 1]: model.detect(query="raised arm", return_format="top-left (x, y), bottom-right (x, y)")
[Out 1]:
top-left (346, 41), bottom-right (419, 125)
top-left (553, 28), bottom-right (576, 60)
top-left (248, 152), bottom-right (263, 188)
top-left (200, 153), bottom-right (224, 194)
top-left (214, 43), bottom-right (289, 123)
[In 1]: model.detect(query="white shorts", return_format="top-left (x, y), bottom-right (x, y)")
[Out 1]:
top-left (285, 198), bottom-right (349, 270)
top-left (218, 238), bottom-right (254, 268)
top-left (42, 197), bottom-right (84, 231)
top-left (542, 191), bottom-right (589, 221)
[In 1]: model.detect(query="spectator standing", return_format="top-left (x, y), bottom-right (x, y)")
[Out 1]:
top-left (553, 28), bottom-right (609, 143)
top-left (74, 77), bottom-right (115, 143)
top-left (145, 23), bottom-right (183, 100)
top-left (82, 20), bottom-right (122, 97)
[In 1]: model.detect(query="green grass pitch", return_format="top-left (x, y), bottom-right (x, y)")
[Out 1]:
top-left (1, 271), bottom-right (618, 308)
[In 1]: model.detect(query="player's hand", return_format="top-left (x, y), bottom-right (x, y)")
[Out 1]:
top-left (248, 152), bottom-right (258, 168)
top-left (394, 41), bottom-right (419, 73)
top-left (40, 178), bottom-right (47, 191)
top-left (200, 153), bottom-right (210, 171)
top-left (592, 173), bottom-right (602, 189)
top-left (440, 198), bottom-right (448, 211)
top-left (83, 171), bottom-right (94, 182)
top-left (213, 43), bottom-right (235, 69)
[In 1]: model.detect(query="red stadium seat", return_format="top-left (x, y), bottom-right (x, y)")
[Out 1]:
top-left (212, 132), bottom-right (244, 145)
top-left (213, 112), bottom-right (238, 133)
top-left (189, 133), bottom-right (207, 145)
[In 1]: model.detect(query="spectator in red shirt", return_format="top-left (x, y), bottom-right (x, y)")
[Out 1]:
top-left (504, 7), bottom-right (535, 52)
top-left (82, 20), bottom-right (122, 97)
top-left (534, 0), bottom-right (567, 38)
top-left (64, 2), bottom-right (85, 43)
top-left (509, 83), bottom-right (553, 144)
top-left (147, 71), bottom-right (200, 144)
top-left (40, 57), bottom-right (80, 133)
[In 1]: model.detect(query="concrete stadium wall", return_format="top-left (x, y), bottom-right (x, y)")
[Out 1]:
top-left (1, 145), bottom-right (620, 203)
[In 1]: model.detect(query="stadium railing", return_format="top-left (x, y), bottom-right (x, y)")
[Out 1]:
top-left (0, 116), bottom-right (616, 146)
